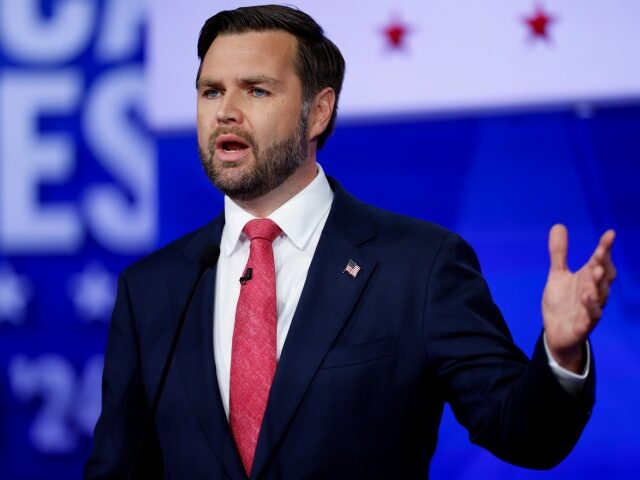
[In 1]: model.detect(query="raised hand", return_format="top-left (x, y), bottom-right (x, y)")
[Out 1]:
top-left (542, 224), bottom-right (616, 372)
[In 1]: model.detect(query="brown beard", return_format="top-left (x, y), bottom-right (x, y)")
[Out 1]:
top-left (198, 113), bottom-right (309, 202)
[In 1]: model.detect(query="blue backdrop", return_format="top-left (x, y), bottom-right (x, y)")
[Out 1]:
top-left (1, 1), bottom-right (639, 478)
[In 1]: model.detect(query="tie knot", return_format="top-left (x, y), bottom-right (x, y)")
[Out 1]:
top-left (243, 218), bottom-right (282, 243)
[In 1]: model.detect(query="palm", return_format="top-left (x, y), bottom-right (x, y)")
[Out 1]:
top-left (543, 267), bottom-right (593, 350)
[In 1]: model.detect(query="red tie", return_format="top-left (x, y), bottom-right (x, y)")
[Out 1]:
top-left (230, 218), bottom-right (282, 475)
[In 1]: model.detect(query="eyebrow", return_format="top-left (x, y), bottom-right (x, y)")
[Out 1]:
top-left (197, 75), bottom-right (281, 90)
top-left (239, 75), bottom-right (280, 86)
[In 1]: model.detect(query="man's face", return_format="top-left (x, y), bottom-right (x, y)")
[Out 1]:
top-left (196, 30), bottom-right (309, 201)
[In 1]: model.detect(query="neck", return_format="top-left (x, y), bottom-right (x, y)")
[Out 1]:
top-left (232, 158), bottom-right (318, 218)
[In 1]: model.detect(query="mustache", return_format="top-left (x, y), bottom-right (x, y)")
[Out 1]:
top-left (209, 126), bottom-right (257, 152)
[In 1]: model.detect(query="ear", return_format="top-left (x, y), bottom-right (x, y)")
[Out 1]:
top-left (307, 87), bottom-right (336, 141)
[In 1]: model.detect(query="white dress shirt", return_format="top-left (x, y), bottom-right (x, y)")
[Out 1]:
top-left (545, 334), bottom-right (590, 395)
top-left (212, 164), bottom-right (588, 417)
top-left (213, 164), bottom-right (334, 417)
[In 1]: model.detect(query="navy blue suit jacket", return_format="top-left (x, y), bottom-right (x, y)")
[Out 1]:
top-left (86, 179), bottom-right (594, 479)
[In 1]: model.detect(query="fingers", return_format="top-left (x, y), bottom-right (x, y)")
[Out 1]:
top-left (589, 229), bottom-right (617, 285)
top-left (548, 224), bottom-right (568, 272)
top-left (583, 237), bottom-right (615, 315)
top-left (591, 264), bottom-right (610, 307)
top-left (599, 229), bottom-right (616, 251)
top-left (600, 230), bottom-right (617, 283)
top-left (581, 291), bottom-right (603, 321)
top-left (591, 230), bottom-right (614, 259)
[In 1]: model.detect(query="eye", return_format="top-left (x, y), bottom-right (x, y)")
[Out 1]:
top-left (203, 89), bottom-right (221, 99)
top-left (250, 87), bottom-right (270, 98)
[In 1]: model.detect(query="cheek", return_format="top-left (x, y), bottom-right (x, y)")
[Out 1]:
top-left (197, 99), bottom-right (216, 126)
top-left (196, 113), bottom-right (213, 146)
top-left (262, 104), bottom-right (303, 138)
top-left (196, 126), bottom-right (208, 148)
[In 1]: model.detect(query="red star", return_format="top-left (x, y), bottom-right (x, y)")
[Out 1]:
top-left (382, 18), bottom-right (410, 49)
top-left (523, 5), bottom-right (555, 41)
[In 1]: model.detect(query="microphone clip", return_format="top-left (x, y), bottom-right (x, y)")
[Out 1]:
top-left (239, 267), bottom-right (252, 285)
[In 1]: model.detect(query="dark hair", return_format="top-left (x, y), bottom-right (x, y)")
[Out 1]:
top-left (196, 4), bottom-right (345, 149)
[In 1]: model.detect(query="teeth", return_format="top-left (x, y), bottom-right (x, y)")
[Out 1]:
top-left (223, 147), bottom-right (240, 152)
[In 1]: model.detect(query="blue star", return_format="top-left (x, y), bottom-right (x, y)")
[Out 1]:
top-left (68, 261), bottom-right (116, 322)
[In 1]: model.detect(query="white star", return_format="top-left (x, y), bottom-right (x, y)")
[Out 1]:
top-left (0, 264), bottom-right (31, 324)
top-left (68, 261), bottom-right (116, 322)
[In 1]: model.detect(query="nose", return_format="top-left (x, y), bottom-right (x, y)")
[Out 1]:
top-left (216, 91), bottom-right (244, 125)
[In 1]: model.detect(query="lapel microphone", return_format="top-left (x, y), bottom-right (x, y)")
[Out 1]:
top-left (130, 244), bottom-right (220, 479)
top-left (239, 267), bottom-right (253, 285)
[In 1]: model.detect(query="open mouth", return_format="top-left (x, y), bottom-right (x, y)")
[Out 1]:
top-left (214, 133), bottom-right (252, 162)
top-left (222, 140), bottom-right (248, 152)
top-left (213, 133), bottom-right (252, 162)
top-left (216, 134), bottom-right (250, 152)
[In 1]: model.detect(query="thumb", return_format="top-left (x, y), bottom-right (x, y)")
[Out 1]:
top-left (548, 224), bottom-right (568, 272)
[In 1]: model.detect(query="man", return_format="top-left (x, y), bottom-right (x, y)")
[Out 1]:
top-left (86, 5), bottom-right (616, 479)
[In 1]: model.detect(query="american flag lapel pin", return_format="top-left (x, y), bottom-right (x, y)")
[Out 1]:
top-left (343, 259), bottom-right (361, 278)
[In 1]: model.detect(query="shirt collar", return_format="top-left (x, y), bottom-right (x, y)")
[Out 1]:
top-left (221, 163), bottom-right (334, 255)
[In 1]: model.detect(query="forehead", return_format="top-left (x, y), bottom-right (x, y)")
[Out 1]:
top-left (201, 30), bottom-right (299, 78)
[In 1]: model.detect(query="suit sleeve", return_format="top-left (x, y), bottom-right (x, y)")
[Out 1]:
top-left (84, 273), bottom-right (160, 479)
top-left (423, 233), bottom-right (594, 469)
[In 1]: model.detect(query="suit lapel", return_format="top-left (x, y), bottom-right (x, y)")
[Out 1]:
top-left (250, 181), bottom-right (378, 479)
top-left (173, 216), bottom-right (247, 479)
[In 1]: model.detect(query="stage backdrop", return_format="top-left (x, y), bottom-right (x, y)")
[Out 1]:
top-left (1, 1), bottom-right (639, 479)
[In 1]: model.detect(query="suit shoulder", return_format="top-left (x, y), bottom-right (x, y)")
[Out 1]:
top-left (361, 201), bottom-right (453, 245)
top-left (341, 195), bottom-right (479, 269)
